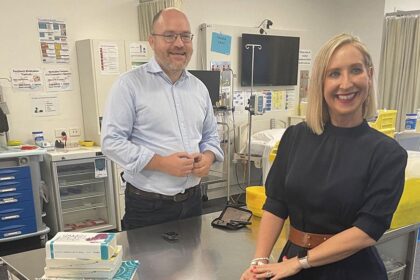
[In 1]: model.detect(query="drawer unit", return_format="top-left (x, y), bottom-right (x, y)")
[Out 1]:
top-left (0, 217), bottom-right (37, 239)
top-left (0, 189), bottom-right (35, 207)
top-left (0, 207), bottom-right (35, 224)
top-left (0, 178), bottom-right (33, 193)
top-left (0, 165), bottom-right (36, 240)
top-left (0, 166), bottom-right (31, 181)
top-left (0, 200), bottom-right (35, 216)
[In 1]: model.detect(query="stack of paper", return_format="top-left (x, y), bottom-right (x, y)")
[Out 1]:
top-left (37, 232), bottom-right (138, 279)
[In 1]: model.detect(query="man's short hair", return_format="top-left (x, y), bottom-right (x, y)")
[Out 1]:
top-left (151, 9), bottom-right (163, 34)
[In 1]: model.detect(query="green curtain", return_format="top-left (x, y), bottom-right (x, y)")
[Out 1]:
top-left (138, 0), bottom-right (183, 41)
top-left (378, 12), bottom-right (420, 131)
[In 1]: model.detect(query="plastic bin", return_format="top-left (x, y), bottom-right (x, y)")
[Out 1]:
top-left (386, 263), bottom-right (406, 280)
top-left (390, 178), bottom-right (420, 229)
top-left (246, 186), bottom-right (266, 217)
top-left (368, 109), bottom-right (397, 138)
top-left (382, 255), bottom-right (406, 280)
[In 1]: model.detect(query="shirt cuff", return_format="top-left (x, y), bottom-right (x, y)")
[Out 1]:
top-left (262, 197), bottom-right (288, 219)
top-left (353, 213), bottom-right (388, 241)
top-left (201, 145), bottom-right (224, 162)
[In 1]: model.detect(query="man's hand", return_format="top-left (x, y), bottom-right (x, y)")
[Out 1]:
top-left (191, 151), bottom-right (215, 177)
top-left (146, 152), bottom-right (194, 177)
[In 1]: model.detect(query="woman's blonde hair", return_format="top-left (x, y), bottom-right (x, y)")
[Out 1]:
top-left (305, 33), bottom-right (377, 135)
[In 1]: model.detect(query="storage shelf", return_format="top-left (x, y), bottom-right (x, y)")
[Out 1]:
top-left (60, 191), bottom-right (105, 202)
top-left (57, 170), bottom-right (94, 178)
top-left (62, 203), bottom-right (106, 214)
top-left (58, 178), bottom-right (105, 188)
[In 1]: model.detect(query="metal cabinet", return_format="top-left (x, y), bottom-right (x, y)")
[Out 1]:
top-left (42, 148), bottom-right (116, 236)
top-left (0, 150), bottom-right (49, 245)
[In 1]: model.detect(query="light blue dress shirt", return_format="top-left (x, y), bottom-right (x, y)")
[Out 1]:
top-left (101, 58), bottom-right (224, 195)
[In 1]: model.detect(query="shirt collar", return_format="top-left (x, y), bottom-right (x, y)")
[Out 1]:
top-left (146, 57), bottom-right (189, 82)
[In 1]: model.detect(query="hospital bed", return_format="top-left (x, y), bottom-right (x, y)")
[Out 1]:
top-left (234, 118), bottom-right (286, 184)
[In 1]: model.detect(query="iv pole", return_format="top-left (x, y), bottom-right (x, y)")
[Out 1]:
top-left (245, 43), bottom-right (262, 187)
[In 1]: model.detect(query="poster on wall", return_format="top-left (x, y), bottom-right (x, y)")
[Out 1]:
top-left (210, 60), bottom-right (231, 72)
top-left (99, 42), bottom-right (120, 74)
top-left (211, 32), bottom-right (231, 55)
top-left (128, 42), bottom-right (149, 69)
top-left (299, 49), bottom-right (312, 65)
top-left (285, 88), bottom-right (296, 111)
top-left (44, 68), bottom-right (72, 92)
top-left (271, 90), bottom-right (285, 111)
top-left (263, 91), bottom-right (272, 112)
top-left (31, 95), bottom-right (59, 117)
top-left (233, 90), bottom-right (251, 112)
top-left (10, 68), bottom-right (43, 91)
top-left (38, 19), bottom-right (70, 64)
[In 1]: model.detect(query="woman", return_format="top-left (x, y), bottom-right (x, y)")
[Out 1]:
top-left (241, 33), bottom-right (407, 280)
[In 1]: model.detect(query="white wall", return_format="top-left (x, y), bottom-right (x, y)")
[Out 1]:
top-left (385, 0), bottom-right (420, 13)
top-left (0, 0), bottom-right (139, 144)
top-left (0, 0), bottom-right (386, 144)
top-left (182, 0), bottom-right (385, 74)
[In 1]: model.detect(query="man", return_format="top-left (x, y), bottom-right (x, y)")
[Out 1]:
top-left (101, 8), bottom-right (224, 229)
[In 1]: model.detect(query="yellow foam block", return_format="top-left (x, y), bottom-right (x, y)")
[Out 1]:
top-left (390, 178), bottom-right (420, 229)
top-left (246, 186), bottom-right (267, 217)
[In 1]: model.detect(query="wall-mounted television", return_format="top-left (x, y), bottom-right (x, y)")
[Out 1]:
top-left (189, 70), bottom-right (220, 106)
top-left (241, 33), bottom-right (300, 86)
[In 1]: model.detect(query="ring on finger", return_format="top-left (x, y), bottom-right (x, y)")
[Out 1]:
top-left (266, 271), bottom-right (273, 278)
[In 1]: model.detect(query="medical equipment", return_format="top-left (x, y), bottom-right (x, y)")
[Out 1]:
top-left (249, 93), bottom-right (265, 115)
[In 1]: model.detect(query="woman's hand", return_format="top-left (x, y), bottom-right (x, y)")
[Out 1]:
top-left (250, 257), bottom-right (302, 279)
top-left (240, 266), bottom-right (256, 280)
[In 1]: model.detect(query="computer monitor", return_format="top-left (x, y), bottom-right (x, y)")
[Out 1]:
top-left (189, 70), bottom-right (220, 106)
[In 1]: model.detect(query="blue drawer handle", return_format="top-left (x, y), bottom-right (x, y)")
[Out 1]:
top-left (0, 181), bottom-right (20, 187)
top-left (0, 169), bottom-right (18, 180)
top-left (3, 229), bottom-right (23, 238)
top-left (0, 187), bottom-right (17, 193)
top-left (0, 176), bottom-right (15, 181)
top-left (0, 170), bottom-right (18, 175)
top-left (0, 197), bottom-right (18, 204)
top-left (0, 208), bottom-right (23, 214)
top-left (1, 214), bottom-right (20, 220)
top-left (1, 224), bottom-right (24, 237)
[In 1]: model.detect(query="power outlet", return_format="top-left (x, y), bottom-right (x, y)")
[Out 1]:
top-left (54, 128), bottom-right (67, 138)
top-left (69, 127), bottom-right (81, 137)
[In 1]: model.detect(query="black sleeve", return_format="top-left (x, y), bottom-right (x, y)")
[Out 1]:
top-left (353, 143), bottom-right (407, 241)
top-left (262, 125), bottom-right (295, 219)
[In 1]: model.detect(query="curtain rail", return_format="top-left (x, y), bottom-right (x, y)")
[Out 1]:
top-left (386, 9), bottom-right (420, 17)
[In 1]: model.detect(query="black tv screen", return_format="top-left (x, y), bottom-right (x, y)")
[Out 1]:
top-left (189, 70), bottom-right (220, 106)
top-left (241, 33), bottom-right (300, 86)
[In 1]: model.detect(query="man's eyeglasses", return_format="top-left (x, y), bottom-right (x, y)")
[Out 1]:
top-left (152, 33), bottom-right (194, 43)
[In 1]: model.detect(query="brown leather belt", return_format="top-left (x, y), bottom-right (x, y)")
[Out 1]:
top-left (288, 225), bottom-right (334, 249)
top-left (126, 182), bottom-right (200, 202)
